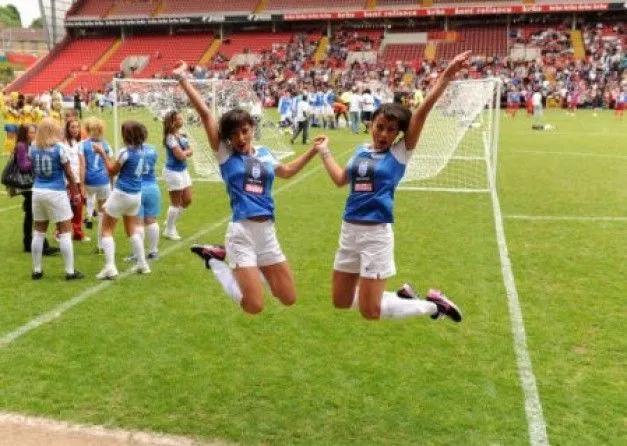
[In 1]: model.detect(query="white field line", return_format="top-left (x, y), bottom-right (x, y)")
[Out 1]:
top-left (0, 411), bottom-right (220, 446)
top-left (0, 205), bottom-right (20, 213)
top-left (490, 185), bottom-right (549, 445)
top-left (505, 215), bottom-right (627, 222)
top-left (507, 150), bottom-right (627, 160)
top-left (0, 151), bottom-right (348, 350)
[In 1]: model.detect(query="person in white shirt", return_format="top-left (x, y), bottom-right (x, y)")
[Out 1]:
top-left (360, 88), bottom-right (375, 133)
top-left (532, 89), bottom-right (543, 121)
top-left (349, 87), bottom-right (362, 134)
top-left (290, 93), bottom-right (310, 145)
top-left (39, 91), bottom-right (52, 113)
top-left (64, 117), bottom-right (90, 242)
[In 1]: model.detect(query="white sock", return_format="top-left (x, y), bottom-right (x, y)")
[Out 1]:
top-left (136, 225), bottom-right (145, 242)
top-left (380, 291), bottom-right (438, 319)
top-left (31, 231), bottom-right (45, 273)
top-left (86, 196), bottom-right (95, 219)
top-left (209, 258), bottom-right (242, 304)
top-left (58, 232), bottom-right (74, 274)
top-left (165, 206), bottom-right (179, 233)
top-left (101, 236), bottom-right (115, 269)
top-left (175, 206), bottom-right (184, 227)
top-left (97, 212), bottom-right (104, 249)
top-left (146, 222), bottom-right (159, 253)
top-left (129, 233), bottom-right (147, 266)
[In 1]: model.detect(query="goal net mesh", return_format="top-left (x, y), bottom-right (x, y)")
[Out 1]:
top-left (112, 79), bottom-right (293, 182)
top-left (401, 78), bottom-right (501, 192)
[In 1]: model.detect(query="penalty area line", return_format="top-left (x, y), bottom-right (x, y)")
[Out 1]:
top-left (0, 153), bottom-right (345, 350)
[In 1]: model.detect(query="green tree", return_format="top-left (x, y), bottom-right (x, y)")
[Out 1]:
top-left (30, 17), bottom-right (44, 29)
top-left (0, 4), bottom-right (22, 27)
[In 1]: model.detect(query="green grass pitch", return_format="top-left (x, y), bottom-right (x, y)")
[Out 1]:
top-left (0, 108), bottom-right (625, 445)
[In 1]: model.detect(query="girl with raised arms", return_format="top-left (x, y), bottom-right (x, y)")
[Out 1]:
top-left (174, 62), bottom-right (322, 315)
top-left (315, 52), bottom-right (472, 323)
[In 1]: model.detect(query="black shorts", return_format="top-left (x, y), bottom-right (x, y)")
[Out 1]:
top-left (361, 111), bottom-right (373, 122)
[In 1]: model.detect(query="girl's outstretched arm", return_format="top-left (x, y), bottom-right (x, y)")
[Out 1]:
top-left (405, 51), bottom-right (472, 151)
top-left (174, 62), bottom-right (220, 152)
top-left (315, 136), bottom-right (349, 188)
top-left (275, 137), bottom-right (324, 179)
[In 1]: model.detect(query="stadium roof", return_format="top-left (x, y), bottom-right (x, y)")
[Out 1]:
top-left (38, 0), bottom-right (74, 48)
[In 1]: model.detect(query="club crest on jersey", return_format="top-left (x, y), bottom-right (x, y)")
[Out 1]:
top-left (244, 158), bottom-right (266, 195)
top-left (352, 157), bottom-right (375, 193)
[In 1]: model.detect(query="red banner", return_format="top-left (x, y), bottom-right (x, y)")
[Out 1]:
top-left (283, 3), bottom-right (610, 21)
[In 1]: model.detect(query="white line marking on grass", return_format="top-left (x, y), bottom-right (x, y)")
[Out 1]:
top-left (0, 411), bottom-right (221, 445)
top-left (0, 205), bottom-right (20, 213)
top-left (507, 150), bottom-right (627, 160)
top-left (490, 186), bottom-right (549, 445)
top-left (0, 152), bottom-right (347, 350)
top-left (505, 214), bottom-right (627, 222)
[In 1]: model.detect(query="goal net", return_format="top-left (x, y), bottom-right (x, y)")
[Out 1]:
top-left (400, 78), bottom-right (502, 193)
top-left (112, 78), bottom-right (294, 182)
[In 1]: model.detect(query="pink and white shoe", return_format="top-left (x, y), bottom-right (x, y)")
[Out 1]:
top-left (190, 244), bottom-right (226, 269)
top-left (426, 289), bottom-right (463, 322)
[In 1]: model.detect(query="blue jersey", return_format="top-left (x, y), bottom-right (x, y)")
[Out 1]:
top-left (115, 147), bottom-right (144, 194)
top-left (315, 92), bottom-right (324, 107)
top-left (325, 91), bottom-right (335, 106)
top-left (278, 96), bottom-right (292, 115)
top-left (30, 143), bottom-right (69, 192)
top-left (141, 143), bottom-right (158, 184)
top-left (217, 143), bottom-right (277, 222)
top-left (343, 142), bottom-right (410, 224)
top-left (373, 94), bottom-right (382, 110)
top-left (308, 92), bottom-right (316, 106)
top-left (165, 133), bottom-right (188, 172)
top-left (508, 91), bottom-right (520, 104)
top-left (81, 138), bottom-right (111, 186)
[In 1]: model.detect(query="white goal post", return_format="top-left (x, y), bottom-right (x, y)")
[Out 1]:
top-left (111, 78), bottom-right (293, 182)
top-left (400, 78), bottom-right (502, 193)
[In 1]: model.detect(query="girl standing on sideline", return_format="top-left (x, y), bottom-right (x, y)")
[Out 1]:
top-left (162, 110), bottom-right (193, 240)
top-left (94, 121), bottom-right (150, 280)
top-left (14, 124), bottom-right (58, 255)
top-left (174, 62), bottom-right (320, 314)
top-left (315, 52), bottom-right (472, 323)
top-left (80, 117), bottom-right (111, 253)
top-left (64, 118), bottom-right (89, 242)
top-left (29, 118), bottom-right (83, 280)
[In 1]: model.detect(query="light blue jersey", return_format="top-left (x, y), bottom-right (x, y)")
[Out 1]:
top-left (81, 138), bottom-right (111, 186)
top-left (141, 143), bottom-right (158, 184)
top-left (165, 133), bottom-right (188, 172)
top-left (218, 143), bottom-right (278, 222)
top-left (325, 90), bottom-right (335, 106)
top-left (343, 141), bottom-right (410, 224)
top-left (139, 143), bottom-right (160, 218)
top-left (278, 96), bottom-right (292, 115)
top-left (315, 92), bottom-right (324, 107)
top-left (30, 143), bottom-right (70, 192)
top-left (115, 147), bottom-right (144, 194)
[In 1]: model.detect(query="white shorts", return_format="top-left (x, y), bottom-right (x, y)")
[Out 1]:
top-left (333, 221), bottom-right (396, 280)
top-left (103, 189), bottom-right (141, 219)
top-left (32, 189), bottom-right (73, 223)
top-left (225, 219), bottom-right (286, 269)
top-left (163, 168), bottom-right (192, 192)
top-left (85, 184), bottom-right (111, 202)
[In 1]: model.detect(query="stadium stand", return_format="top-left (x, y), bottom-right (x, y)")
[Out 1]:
top-left (66, 0), bottom-right (114, 18)
top-left (162, 0), bottom-right (257, 15)
top-left (18, 37), bottom-right (116, 94)
top-left (264, 0), bottom-right (367, 12)
top-left (108, 0), bottom-right (159, 18)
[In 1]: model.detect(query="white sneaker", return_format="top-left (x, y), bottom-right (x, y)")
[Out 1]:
top-left (163, 230), bottom-right (182, 241)
top-left (80, 236), bottom-right (91, 243)
top-left (96, 265), bottom-right (119, 280)
top-left (132, 263), bottom-right (151, 275)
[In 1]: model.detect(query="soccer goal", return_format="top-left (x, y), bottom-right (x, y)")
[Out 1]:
top-left (400, 78), bottom-right (502, 193)
top-left (112, 78), bottom-right (294, 182)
